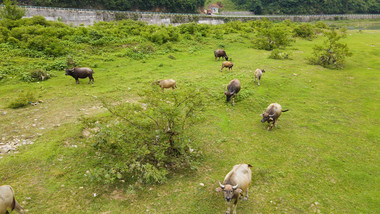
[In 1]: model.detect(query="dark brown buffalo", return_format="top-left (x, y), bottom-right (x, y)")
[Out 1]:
top-left (224, 79), bottom-right (241, 106)
top-left (214, 49), bottom-right (228, 61)
top-left (65, 67), bottom-right (94, 84)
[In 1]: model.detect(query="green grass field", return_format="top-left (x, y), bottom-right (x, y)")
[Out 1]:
top-left (0, 26), bottom-right (379, 213)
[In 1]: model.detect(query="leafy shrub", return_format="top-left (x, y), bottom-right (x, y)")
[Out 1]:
top-left (293, 23), bottom-right (316, 40)
top-left (85, 87), bottom-right (205, 184)
top-left (253, 23), bottom-right (294, 50)
top-left (269, 49), bottom-right (291, 60)
top-left (308, 29), bottom-right (352, 69)
top-left (20, 69), bottom-right (50, 82)
top-left (0, 0), bottom-right (25, 20)
top-left (8, 91), bottom-right (36, 109)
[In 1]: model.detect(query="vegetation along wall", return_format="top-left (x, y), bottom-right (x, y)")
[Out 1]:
top-left (19, 6), bottom-right (380, 26)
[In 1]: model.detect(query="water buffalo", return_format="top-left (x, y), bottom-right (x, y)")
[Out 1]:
top-left (261, 103), bottom-right (288, 131)
top-left (221, 61), bottom-right (234, 72)
top-left (0, 185), bottom-right (24, 214)
top-left (224, 79), bottom-right (241, 106)
top-left (254, 69), bottom-right (265, 86)
top-left (65, 67), bottom-right (94, 84)
top-left (215, 49), bottom-right (228, 61)
top-left (152, 79), bottom-right (176, 92)
top-left (216, 164), bottom-right (253, 214)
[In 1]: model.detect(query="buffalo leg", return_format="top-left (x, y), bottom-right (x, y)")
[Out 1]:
top-left (232, 198), bottom-right (238, 214)
top-left (232, 95), bottom-right (235, 106)
top-left (275, 119), bottom-right (278, 128)
top-left (267, 122), bottom-right (273, 131)
top-left (258, 76), bottom-right (261, 86)
top-left (225, 201), bottom-right (231, 214)
top-left (243, 188), bottom-right (249, 201)
top-left (221, 65), bottom-right (224, 72)
top-left (75, 78), bottom-right (79, 84)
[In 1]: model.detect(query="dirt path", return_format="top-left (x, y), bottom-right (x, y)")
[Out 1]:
top-left (0, 96), bottom-right (104, 158)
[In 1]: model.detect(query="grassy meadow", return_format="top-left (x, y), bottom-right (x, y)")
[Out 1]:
top-left (0, 19), bottom-right (379, 213)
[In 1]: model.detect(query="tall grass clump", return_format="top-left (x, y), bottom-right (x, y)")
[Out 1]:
top-left (8, 91), bottom-right (36, 108)
top-left (84, 87), bottom-right (205, 185)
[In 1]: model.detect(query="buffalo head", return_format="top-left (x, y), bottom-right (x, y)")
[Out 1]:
top-left (216, 182), bottom-right (241, 202)
top-left (65, 68), bottom-right (74, 76)
top-left (261, 112), bottom-right (274, 123)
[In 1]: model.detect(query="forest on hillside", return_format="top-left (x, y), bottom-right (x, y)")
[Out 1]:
top-left (1, 0), bottom-right (379, 14)
top-left (7, 0), bottom-right (206, 13)
top-left (232, 0), bottom-right (380, 14)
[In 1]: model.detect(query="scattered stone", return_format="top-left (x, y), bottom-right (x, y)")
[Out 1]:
top-left (199, 183), bottom-right (204, 186)
top-left (293, 73), bottom-right (298, 76)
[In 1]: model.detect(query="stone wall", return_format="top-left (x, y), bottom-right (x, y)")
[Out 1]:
top-left (16, 6), bottom-right (380, 26)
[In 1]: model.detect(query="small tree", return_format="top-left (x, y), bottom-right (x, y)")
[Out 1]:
top-left (253, 22), bottom-right (294, 50)
top-left (308, 28), bottom-right (352, 69)
top-left (0, 0), bottom-right (25, 20)
top-left (85, 87), bottom-right (205, 184)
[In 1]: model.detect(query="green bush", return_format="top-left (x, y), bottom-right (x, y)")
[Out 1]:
top-left (20, 69), bottom-right (50, 82)
top-left (308, 29), bottom-right (352, 69)
top-left (0, 0), bottom-right (25, 20)
top-left (269, 49), bottom-right (291, 60)
top-left (253, 23), bottom-right (294, 50)
top-left (293, 23), bottom-right (316, 40)
top-left (85, 87), bottom-right (205, 184)
top-left (8, 91), bottom-right (36, 109)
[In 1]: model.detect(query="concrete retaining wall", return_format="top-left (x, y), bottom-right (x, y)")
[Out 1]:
top-left (15, 6), bottom-right (380, 26)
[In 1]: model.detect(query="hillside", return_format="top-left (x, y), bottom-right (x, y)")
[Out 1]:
top-left (229, 0), bottom-right (380, 14)
top-left (6, 0), bottom-right (380, 14)
top-left (0, 17), bottom-right (379, 213)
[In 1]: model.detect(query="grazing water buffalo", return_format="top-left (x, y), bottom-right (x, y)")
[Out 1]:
top-left (224, 79), bottom-right (241, 106)
top-left (152, 79), bottom-right (176, 91)
top-left (65, 67), bottom-right (94, 84)
top-left (216, 164), bottom-right (252, 214)
top-left (261, 103), bottom-right (288, 131)
top-left (214, 49), bottom-right (228, 61)
top-left (221, 61), bottom-right (234, 72)
top-left (0, 185), bottom-right (24, 214)
top-left (254, 69), bottom-right (265, 86)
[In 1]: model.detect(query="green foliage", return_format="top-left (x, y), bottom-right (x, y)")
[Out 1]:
top-left (293, 23), bottom-right (316, 40)
top-left (253, 22), bottom-right (294, 50)
top-left (86, 87), bottom-right (205, 184)
top-left (308, 29), bottom-right (352, 69)
top-left (21, 69), bottom-right (50, 82)
top-left (8, 91), bottom-right (36, 108)
top-left (0, 0), bottom-right (25, 20)
top-left (269, 49), bottom-right (291, 60)
top-left (232, 0), bottom-right (380, 14)
top-left (24, 0), bottom-right (206, 13)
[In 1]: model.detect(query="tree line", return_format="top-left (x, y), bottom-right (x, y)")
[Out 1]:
top-left (232, 0), bottom-right (379, 14)
top-left (3, 0), bottom-right (206, 13)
